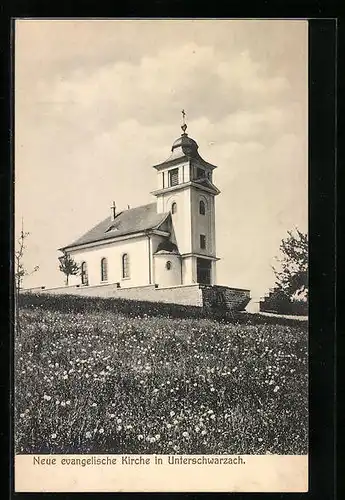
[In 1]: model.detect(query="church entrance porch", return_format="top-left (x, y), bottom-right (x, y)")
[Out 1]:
top-left (197, 258), bottom-right (212, 285)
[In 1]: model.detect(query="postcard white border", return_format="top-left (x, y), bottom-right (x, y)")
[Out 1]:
top-left (15, 454), bottom-right (308, 492)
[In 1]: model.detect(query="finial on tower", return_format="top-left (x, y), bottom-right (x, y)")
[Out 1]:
top-left (181, 109), bottom-right (187, 134)
top-left (110, 201), bottom-right (116, 221)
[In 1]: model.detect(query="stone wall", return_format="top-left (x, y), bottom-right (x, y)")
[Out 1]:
top-left (201, 285), bottom-right (251, 313)
top-left (154, 285), bottom-right (203, 306)
top-left (24, 282), bottom-right (249, 311)
top-left (24, 283), bottom-right (203, 307)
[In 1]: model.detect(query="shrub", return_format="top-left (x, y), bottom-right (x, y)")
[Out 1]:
top-left (260, 289), bottom-right (308, 316)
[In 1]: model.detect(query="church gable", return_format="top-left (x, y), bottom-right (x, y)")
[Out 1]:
top-left (156, 213), bottom-right (171, 233)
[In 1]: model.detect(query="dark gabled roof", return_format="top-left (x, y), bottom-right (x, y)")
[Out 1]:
top-left (60, 203), bottom-right (170, 250)
top-left (193, 178), bottom-right (221, 194)
top-left (155, 240), bottom-right (179, 254)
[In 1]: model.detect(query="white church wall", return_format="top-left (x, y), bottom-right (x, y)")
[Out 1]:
top-left (67, 236), bottom-right (150, 288)
top-left (26, 283), bottom-right (205, 307)
top-left (149, 233), bottom-right (168, 285)
top-left (150, 234), bottom-right (166, 253)
top-left (179, 162), bottom-right (190, 183)
top-left (162, 189), bottom-right (192, 255)
top-left (183, 162), bottom-right (191, 182)
top-left (156, 195), bottom-right (164, 213)
top-left (182, 256), bottom-right (197, 285)
top-left (154, 253), bottom-right (182, 287)
top-left (190, 189), bottom-right (215, 256)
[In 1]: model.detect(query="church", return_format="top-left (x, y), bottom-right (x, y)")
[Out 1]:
top-left (33, 114), bottom-right (250, 312)
top-left (60, 116), bottom-right (220, 290)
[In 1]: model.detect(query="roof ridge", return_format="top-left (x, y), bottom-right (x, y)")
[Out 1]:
top-left (110, 201), bottom-right (156, 216)
top-left (128, 201), bottom-right (156, 210)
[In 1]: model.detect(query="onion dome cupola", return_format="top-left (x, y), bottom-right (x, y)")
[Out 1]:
top-left (152, 110), bottom-right (218, 170)
top-left (170, 110), bottom-right (199, 157)
top-left (151, 110), bottom-right (220, 200)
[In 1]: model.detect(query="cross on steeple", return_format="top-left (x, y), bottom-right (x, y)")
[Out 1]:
top-left (181, 109), bottom-right (187, 134)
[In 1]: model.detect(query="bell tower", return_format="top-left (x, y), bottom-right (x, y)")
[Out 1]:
top-left (151, 112), bottom-right (220, 285)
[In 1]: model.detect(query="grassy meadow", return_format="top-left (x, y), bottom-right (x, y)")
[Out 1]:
top-left (15, 293), bottom-right (308, 455)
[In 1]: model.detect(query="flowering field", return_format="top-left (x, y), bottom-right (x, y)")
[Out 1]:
top-left (15, 295), bottom-right (308, 455)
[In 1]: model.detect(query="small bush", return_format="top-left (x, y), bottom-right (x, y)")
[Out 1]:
top-left (260, 289), bottom-right (308, 316)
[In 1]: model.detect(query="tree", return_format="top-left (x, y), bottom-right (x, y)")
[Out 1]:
top-left (58, 252), bottom-right (80, 285)
top-left (273, 228), bottom-right (308, 301)
top-left (15, 219), bottom-right (39, 293)
top-left (15, 219), bottom-right (40, 326)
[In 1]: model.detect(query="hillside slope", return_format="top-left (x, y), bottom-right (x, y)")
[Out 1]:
top-left (15, 294), bottom-right (308, 455)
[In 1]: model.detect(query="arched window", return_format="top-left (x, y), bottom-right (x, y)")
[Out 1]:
top-left (122, 253), bottom-right (130, 279)
top-left (81, 262), bottom-right (88, 285)
top-left (101, 257), bottom-right (108, 282)
top-left (199, 200), bottom-right (206, 215)
top-left (171, 202), bottom-right (177, 214)
top-left (166, 261), bottom-right (172, 270)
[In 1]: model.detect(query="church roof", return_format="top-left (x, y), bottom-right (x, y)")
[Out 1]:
top-left (171, 133), bottom-right (199, 153)
top-left (155, 240), bottom-right (179, 254)
top-left (60, 203), bottom-right (169, 250)
top-left (152, 131), bottom-right (217, 171)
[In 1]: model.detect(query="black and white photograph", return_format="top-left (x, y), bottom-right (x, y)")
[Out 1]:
top-left (14, 19), bottom-right (308, 492)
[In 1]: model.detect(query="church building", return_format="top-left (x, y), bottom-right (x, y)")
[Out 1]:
top-left (43, 114), bottom-right (251, 312)
top-left (60, 117), bottom-right (220, 290)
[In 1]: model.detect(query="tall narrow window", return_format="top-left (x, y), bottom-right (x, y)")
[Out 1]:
top-left (81, 262), bottom-right (88, 285)
top-left (122, 253), bottom-right (130, 279)
top-left (200, 234), bottom-right (206, 250)
top-left (171, 202), bottom-right (177, 214)
top-left (169, 168), bottom-right (179, 187)
top-left (199, 200), bottom-right (206, 215)
top-left (101, 257), bottom-right (108, 282)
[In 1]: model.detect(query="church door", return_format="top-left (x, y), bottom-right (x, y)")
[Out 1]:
top-left (197, 258), bottom-right (211, 284)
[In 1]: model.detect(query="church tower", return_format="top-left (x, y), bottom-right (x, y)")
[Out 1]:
top-left (152, 112), bottom-right (220, 285)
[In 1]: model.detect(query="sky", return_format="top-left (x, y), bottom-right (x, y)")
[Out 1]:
top-left (15, 19), bottom-right (308, 298)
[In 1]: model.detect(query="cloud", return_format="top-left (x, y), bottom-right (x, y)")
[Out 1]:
top-left (21, 41), bottom-right (291, 134)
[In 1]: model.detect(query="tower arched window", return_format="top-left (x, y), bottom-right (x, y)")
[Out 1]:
top-left (171, 202), bottom-right (177, 214)
top-left (122, 253), bottom-right (130, 279)
top-left (199, 200), bottom-right (206, 215)
top-left (81, 262), bottom-right (88, 285)
top-left (101, 257), bottom-right (108, 282)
